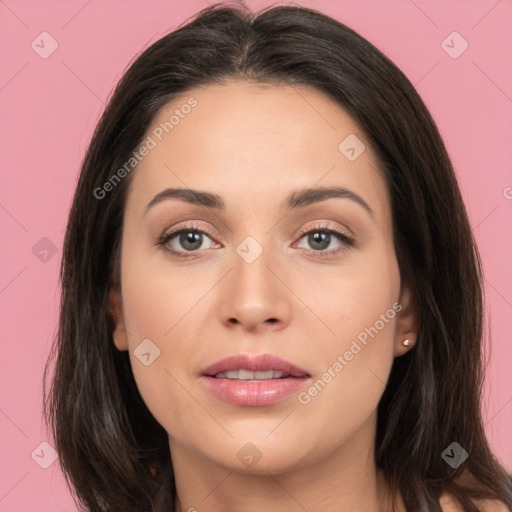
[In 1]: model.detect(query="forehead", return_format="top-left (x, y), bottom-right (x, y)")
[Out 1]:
top-left (126, 80), bottom-right (389, 225)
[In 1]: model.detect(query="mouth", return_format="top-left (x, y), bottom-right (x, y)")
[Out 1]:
top-left (200, 354), bottom-right (311, 406)
top-left (212, 369), bottom-right (295, 380)
top-left (202, 353), bottom-right (310, 379)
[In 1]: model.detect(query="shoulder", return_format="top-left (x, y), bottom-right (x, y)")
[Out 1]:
top-left (439, 492), bottom-right (510, 512)
top-left (439, 470), bottom-right (511, 512)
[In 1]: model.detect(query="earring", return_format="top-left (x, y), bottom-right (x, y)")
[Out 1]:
top-left (402, 339), bottom-right (412, 346)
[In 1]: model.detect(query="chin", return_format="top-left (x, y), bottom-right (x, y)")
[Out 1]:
top-left (200, 437), bottom-right (316, 476)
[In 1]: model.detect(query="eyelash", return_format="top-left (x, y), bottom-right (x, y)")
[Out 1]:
top-left (296, 223), bottom-right (356, 257)
top-left (157, 222), bottom-right (355, 259)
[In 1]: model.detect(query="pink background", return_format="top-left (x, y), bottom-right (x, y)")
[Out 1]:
top-left (1, 0), bottom-right (511, 510)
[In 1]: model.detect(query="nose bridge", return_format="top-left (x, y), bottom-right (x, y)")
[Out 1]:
top-left (219, 229), bottom-right (290, 330)
top-left (232, 232), bottom-right (274, 298)
top-left (230, 206), bottom-right (275, 275)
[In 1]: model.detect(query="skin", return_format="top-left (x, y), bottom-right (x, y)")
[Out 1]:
top-left (109, 80), bottom-right (421, 512)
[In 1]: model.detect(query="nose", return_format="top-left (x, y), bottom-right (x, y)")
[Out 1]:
top-left (219, 242), bottom-right (291, 333)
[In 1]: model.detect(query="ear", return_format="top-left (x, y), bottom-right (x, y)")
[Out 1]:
top-left (108, 288), bottom-right (129, 351)
top-left (394, 279), bottom-right (420, 357)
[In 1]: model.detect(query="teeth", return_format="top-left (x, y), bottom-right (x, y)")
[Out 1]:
top-left (215, 369), bottom-right (287, 380)
top-left (254, 370), bottom-right (277, 379)
top-left (239, 369), bottom-right (255, 380)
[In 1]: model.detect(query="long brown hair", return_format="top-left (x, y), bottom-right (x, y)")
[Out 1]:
top-left (43, 2), bottom-right (512, 511)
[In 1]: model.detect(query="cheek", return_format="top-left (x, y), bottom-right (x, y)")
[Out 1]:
top-left (292, 310), bottom-right (397, 461)
top-left (298, 239), bottom-right (400, 351)
top-left (122, 298), bottom-right (202, 444)
top-left (292, 244), bottom-right (400, 431)
top-left (118, 244), bottom-right (205, 433)
top-left (120, 239), bottom-right (212, 351)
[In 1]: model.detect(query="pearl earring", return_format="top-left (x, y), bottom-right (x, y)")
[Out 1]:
top-left (402, 339), bottom-right (412, 346)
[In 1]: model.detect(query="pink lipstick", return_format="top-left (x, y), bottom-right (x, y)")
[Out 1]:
top-left (200, 353), bottom-right (311, 407)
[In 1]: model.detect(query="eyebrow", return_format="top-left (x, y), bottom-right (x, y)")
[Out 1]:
top-left (144, 186), bottom-right (374, 218)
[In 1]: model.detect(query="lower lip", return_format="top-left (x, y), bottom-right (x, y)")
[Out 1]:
top-left (200, 376), bottom-right (310, 406)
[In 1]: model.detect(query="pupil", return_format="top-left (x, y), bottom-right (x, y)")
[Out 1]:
top-left (310, 232), bottom-right (329, 250)
top-left (181, 231), bottom-right (202, 251)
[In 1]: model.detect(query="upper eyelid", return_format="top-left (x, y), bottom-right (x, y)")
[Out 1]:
top-left (162, 221), bottom-right (351, 237)
top-left (163, 221), bottom-right (215, 239)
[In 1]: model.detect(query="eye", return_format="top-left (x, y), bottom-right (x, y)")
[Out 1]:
top-left (157, 222), bottom-right (219, 258)
top-left (294, 223), bottom-right (355, 258)
top-left (157, 221), bottom-right (355, 259)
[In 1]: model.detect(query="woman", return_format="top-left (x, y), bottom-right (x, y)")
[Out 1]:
top-left (43, 1), bottom-right (512, 511)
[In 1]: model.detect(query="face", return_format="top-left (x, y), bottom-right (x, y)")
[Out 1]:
top-left (109, 80), bottom-right (418, 475)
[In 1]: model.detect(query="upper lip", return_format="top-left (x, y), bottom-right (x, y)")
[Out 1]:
top-left (201, 354), bottom-right (310, 378)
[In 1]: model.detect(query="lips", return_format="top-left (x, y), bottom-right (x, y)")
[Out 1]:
top-left (200, 354), bottom-right (311, 406)
top-left (201, 353), bottom-right (310, 379)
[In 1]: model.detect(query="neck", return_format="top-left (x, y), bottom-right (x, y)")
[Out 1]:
top-left (170, 412), bottom-right (401, 512)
